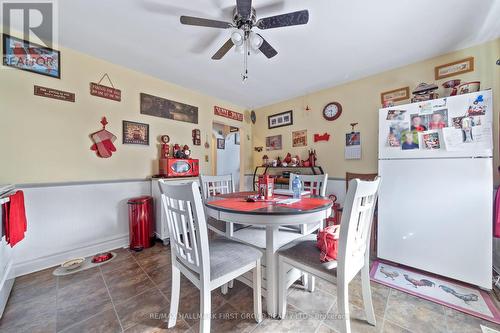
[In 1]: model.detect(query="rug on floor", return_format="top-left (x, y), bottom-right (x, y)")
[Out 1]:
top-left (370, 260), bottom-right (500, 324)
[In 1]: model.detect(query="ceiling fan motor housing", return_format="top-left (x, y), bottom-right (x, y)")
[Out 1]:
top-left (233, 7), bottom-right (256, 30)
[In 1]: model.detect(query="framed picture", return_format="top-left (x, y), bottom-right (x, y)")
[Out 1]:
top-left (435, 57), bottom-right (474, 80)
top-left (2, 34), bottom-right (61, 79)
top-left (140, 93), bottom-right (198, 124)
top-left (123, 121), bottom-right (149, 145)
top-left (381, 87), bottom-right (410, 105)
top-left (292, 130), bottom-right (307, 147)
top-left (234, 132), bottom-right (240, 145)
top-left (268, 110), bottom-right (293, 129)
top-left (266, 135), bottom-right (282, 151)
top-left (217, 138), bottom-right (225, 149)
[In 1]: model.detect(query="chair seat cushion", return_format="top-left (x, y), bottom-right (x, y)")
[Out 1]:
top-left (278, 234), bottom-right (338, 275)
top-left (178, 237), bottom-right (263, 281)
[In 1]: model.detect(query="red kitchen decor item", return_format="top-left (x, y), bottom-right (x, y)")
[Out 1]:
top-left (314, 133), bottom-right (330, 142)
top-left (90, 73), bottom-right (121, 101)
top-left (2, 191), bottom-right (27, 247)
top-left (214, 106), bottom-right (244, 122)
top-left (128, 196), bottom-right (154, 251)
top-left (317, 225), bottom-right (340, 262)
top-left (90, 117), bottom-right (117, 158)
top-left (258, 175), bottom-right (274, 199)
top-left (159, 158), bottom-right (199, 178)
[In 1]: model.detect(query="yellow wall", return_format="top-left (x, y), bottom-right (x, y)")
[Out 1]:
top-left (0, 33), bottom-right (253, 184)
top-left (253, 39), bottom-right (500, 183)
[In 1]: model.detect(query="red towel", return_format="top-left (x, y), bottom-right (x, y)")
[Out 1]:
top-left (2, 191), bottom-right (27, 247)
top-left (494, 188), bottom-right (500, 238)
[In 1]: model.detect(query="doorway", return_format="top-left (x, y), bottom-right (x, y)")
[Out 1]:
top-left (212, 122), bottom-right (241, 190)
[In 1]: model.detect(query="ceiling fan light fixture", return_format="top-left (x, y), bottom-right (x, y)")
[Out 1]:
top-left (235, 44), bottom-right (244, 54)
top-left (230, 30), bottom-right (244, 46)
top-left (249, 32), bottom-right (263, 50)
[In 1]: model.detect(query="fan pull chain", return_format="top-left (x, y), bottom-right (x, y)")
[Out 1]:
top-left (242, 33), bottom-right (249, 82)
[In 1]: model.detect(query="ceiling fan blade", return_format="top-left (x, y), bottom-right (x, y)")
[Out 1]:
top-left (256, 10), bottom-right (309, 30)
top-left (212, 39), bottom-right (234, 60)
top-left (236, 0), bottom-right (252, 18)
top-left (258, 35), bottom-right (278, 59)
top-left (180, 16), bottom-right (232, 29)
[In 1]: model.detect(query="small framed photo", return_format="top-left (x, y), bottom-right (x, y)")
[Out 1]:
top-left (266, 135), bottom-right (282, 151)
top-left (217, 138), bottom-right (225, 149)
top-left (292, 130), bottom-right (307, 147)
top-left (381, 87), bottom-right (410, 105)
top-left (268, 110), bottom-right (293, 129)
top-left (435, 57), bottom-right (474, 80)
top-left (2, 34), bottom-right (61, 79)
top-left (123, 121), bottom-right (149, 145)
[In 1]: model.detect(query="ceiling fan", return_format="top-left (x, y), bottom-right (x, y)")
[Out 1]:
top-left (179, 0), bottom-right (309, 81)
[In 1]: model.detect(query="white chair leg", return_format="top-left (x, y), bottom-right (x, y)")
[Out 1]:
top-left (307, 275), bottom-right (316, 293)
top-left (361, 264), bottom-right (376, 325)
top-left (337, 279), bottom-right (351, 333)
top-left (300, 223), bottom-right (307, 235)
top-left (221, 283), bottom-right (228, 295)
top-left (302, 273), bottom-right (309, 289)
top-left (278, 257), bottom-right (288, 319)
top-left (253, 259), bottom-right (263, 323)
top-left (200, 287), bottom-right (211, 333)
top-left (168, 266), bottom-right (180, 328)
top-left (228, 280), bottom-right (234, 289)
top-left (226, 222), bottom-right (234, 237)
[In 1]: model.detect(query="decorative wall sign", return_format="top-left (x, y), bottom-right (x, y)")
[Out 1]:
top-left (314, 133), bottom-right (331, 142)
top-left (381, 87), bottom-right (410, 105)
top-left (266, 135), bottom-right (282, 151)
top-left (435, 57), bottom-right (474, 80)
top-left (34, 85), bottom-right (75, 102)
top-left (3, 34), bottom-right (61, 78)
top-left (140, 93), bottom-right (198, 124)
top-left (292, 130), bottom-right (307, 147)
top-left (217, 138), bottom-right (225, 150)
top-left (90, 73), bottom-right (121, 101)
top-left (123, 121), bottom-right (149, 145)
top-left (90, 117), bottom-right (117, 158)
top-left (268, 110), bottom-right (293, 129)
top-left (214, 106), bottom-right (243, 122)
top-left (192, 129), bottom-right (201, 145)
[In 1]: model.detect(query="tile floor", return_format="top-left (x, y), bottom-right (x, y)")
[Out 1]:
top-left (1, 242), bottom-right (499, 333)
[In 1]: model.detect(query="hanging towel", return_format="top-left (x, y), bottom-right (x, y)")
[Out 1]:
top-left (3, 191), bottom-right (27, 247)
top-left (494, 188), bottom-right (500, 238)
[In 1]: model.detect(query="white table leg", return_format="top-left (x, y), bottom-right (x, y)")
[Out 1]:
top-left (265, 225), bottom-right (279, 318)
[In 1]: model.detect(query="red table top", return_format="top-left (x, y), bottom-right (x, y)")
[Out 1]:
top-left (205, 191), bottom-right (333, 216)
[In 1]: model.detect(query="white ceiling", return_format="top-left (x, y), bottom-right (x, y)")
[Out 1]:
top-left (58, 0), bottom-right (500, 108)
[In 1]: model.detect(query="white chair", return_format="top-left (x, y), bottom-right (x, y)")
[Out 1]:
top-left (278, 177), bottom-right (381, 333)
top-left (199, 174), bottom-right (245, 237)
top-left (158, 181), bottom-right (263, 333)
top-left (285, 173), bottom-right (328, 234)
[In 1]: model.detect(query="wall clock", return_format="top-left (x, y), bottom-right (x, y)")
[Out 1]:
top-left (323, 102), bottom-right (342, 121)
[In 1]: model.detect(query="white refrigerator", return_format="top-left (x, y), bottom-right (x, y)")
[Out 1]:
top-left (377, 90), bottom-right (493, 289)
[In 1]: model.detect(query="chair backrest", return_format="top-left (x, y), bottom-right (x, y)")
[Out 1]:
top-left (338, 177), bottom-right (381, 280)
top-left (199, 174), bottom-right (235, 201)
top-left (345, 172), bottom-right (378, 192)
top-left (289, 173), bottom-right (328, 197)
top-left (158, 180), bottom-right (210, 282)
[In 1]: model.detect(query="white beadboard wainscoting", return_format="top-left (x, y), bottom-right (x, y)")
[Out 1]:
top-left (14, 180), bottom-right (151, 277)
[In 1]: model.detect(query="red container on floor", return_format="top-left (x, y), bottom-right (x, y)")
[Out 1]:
top-left (128, 196), bottom-right (155, 251)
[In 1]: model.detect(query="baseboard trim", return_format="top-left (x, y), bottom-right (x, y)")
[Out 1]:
top-left (14, 234), bottom-right (129, 277)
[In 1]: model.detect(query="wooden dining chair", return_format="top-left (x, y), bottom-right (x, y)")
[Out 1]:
top-left (285, 173), bottom-right (328, 234)
top-left (277, 177), bottom-right (381, 333)
top-left (199, 174), bottom-right (246, 237)
top-left (158, 180), bottom-right (263, 333)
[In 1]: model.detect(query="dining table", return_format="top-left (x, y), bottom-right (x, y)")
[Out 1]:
top-left (205, 191), bottom-right (333, 317)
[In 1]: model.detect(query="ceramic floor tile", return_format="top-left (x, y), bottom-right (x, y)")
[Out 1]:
top-left (8, 267), bottom-right (57, 305)
top-left (146, 263), bottom-right (173, 291)
top-left (59, 308), bottom-right (122, 333)
top-left (381, 320), bottom-right (413, 333)
top-left (115, 287), bottom-right (171, 331)
top-left (349, 279), bottom-right (390, 318)
top-left (444, 307), bottom-right (500, 333)
top-left (324, 302), bottom-right (382, 333)
top-left (189, 302), bottom-right (259, 333)
top-left (56, 272), bottom-right (113, 331)
top-left (287, 287), bottom-right (336, 316)
top-left (384, 289), bottom-right (447, 333)
top-left (58, 266), bottom-right (101, 289)
top-left (100, 249), bottom-right (137, 274)
top-left (103, 264), bottom-right (155, 305)
top-left (252, 304), bottom-right (321, 333)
